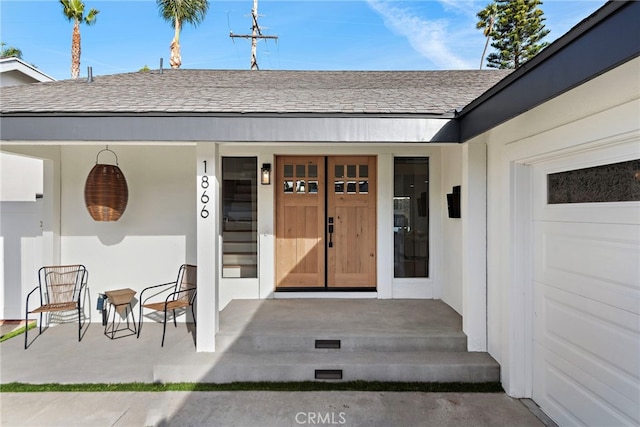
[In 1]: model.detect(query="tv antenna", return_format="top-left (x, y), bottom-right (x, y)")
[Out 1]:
top-left (229, 0), bottom-right (278, 70)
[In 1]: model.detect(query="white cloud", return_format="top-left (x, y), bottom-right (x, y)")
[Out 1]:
top-left (438, 0), bottom-right (483, 18)
top-left (366, 0), bottom-right (479, 69)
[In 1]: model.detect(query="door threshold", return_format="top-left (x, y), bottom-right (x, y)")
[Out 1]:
top-left (274, 291), bottom-right (378, 299)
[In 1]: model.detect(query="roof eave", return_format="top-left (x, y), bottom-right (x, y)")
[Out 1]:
top-left (457, 0), bottom-right (640, 142)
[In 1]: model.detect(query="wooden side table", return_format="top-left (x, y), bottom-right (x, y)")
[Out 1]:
top-left (104, 288), bottom-right (137, 339)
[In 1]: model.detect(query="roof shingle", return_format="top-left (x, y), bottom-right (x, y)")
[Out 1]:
top-left (0, 69), bottom-right (511, 115)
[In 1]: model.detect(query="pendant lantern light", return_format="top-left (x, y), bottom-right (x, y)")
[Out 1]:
top-left (84, 146), bottom-right (128, 221)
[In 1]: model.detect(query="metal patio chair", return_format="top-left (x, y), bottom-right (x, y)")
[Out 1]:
top-left (24, 264), bottom-right (88, 349)
top-left (137, 264), bottom-right (197, 346)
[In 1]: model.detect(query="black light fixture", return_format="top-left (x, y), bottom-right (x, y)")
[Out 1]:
top-left (261, 163), bottom-right (271, 185)
top-left (447, 185), bottom-right (461, 218)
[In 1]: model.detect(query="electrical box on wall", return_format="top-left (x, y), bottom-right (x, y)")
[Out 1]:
top-left (447, 185), bottom-right (461, 218)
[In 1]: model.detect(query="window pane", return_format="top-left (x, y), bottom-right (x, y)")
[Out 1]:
top-left (359, 165), bottom-right (369, 178)
top-left (284, 181), bottom-right (294, 193)
top-left (335, 165), bottom-right (344, 178)
top-left (359, 180), bottom-right (368, 193)
top-left (308, 164), bottom-right (318, 178)
top-left (347, 181), bottom-right (357, 194)
top-left (548, 159), bottom-right (640, 203)
top-left (394, 157), bottom-right (429, 278)
top-left (308, 181), bottom-right (318, 193)
top-left (347, 165), bottom-right (357, 178)
top-left (222, 157), bottom-right (258, 278)
top-left (335, 181), bottom-right (344, 193)
top-left (296, 180), bottom-right (306, 193)
top-left (296, 164), bottom-right (306, 178)
top-left (284, 164), bottom-right (293, 178)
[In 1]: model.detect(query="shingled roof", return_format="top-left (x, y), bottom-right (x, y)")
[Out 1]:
top-left (0, 69), bottom-right (511, 116)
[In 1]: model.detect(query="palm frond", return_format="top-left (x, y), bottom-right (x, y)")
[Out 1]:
top-left (157, 0), bottom-right (209, 28)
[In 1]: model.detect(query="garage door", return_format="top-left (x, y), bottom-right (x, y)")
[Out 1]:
top-left (532, 157), bottom-right (639, 426)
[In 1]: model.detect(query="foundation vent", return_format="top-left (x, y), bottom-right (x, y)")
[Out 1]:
top-left (315, 339), bottom-right (341, 349)
top-left (315, 369), bottom-right (343, 380)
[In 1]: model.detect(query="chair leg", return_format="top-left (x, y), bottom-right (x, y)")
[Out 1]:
top-left (24, 313), bottom-right (29, 350)
top-left (78, 305), bottom-right (82, 342)
top-left (129, 303), bottom-right (137, 335)
top-left (137, 307), bottom-right (143, 338)
top-left (162, 309), bottom-right (168, 347)
top-left (39, 312), bottom-right (43, 334)
top-left (191, 303), bottom-right (196, 326)
top-left (173, 309), bottom-right (178, 327)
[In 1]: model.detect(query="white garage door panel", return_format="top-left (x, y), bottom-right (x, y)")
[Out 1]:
top-left (535, 285), bottom-right (639, 401)
top-left (533, 202), bottom-right (640, 225)
top-left (534, 344), bottom-right (637, 426)
top-left (532, 155), bottom-right (640, 426)
top-left (535, 221), bottom-right (640, 314)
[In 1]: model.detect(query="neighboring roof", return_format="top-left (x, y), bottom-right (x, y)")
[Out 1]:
top-left (0, 69), bottom-right (510, 116)
top-left (0, 57), bottom-right (55, 86)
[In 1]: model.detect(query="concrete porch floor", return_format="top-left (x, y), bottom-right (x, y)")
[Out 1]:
top-left (0, 299), bottom-right (497, 384)
top-left (0, 300), bottom-right (555, 427)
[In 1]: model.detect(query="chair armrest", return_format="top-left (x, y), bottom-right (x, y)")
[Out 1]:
top-left (25, 286), bottom-right (40, 313)
top-left (164, 287), bottom-right (197, 303)
top-left (139, 281), bottom-right (176, 302)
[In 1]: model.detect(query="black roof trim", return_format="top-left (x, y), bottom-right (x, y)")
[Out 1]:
top-left (458, 0), bottom-right (639, 142)
top-left (0, 111), bottom-right (456, 120)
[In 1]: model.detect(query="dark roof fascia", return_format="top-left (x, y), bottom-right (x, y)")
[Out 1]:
top-left (457, 0), bottom-right (640, 142)
top-left (0, 114), bottom-right (458, 143)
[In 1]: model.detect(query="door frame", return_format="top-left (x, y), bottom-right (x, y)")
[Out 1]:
top-left (507, 135), bottom-right (639, 398)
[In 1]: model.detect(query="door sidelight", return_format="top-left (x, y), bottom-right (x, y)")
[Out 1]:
top-left (328, 217), bottom-right (334, 248)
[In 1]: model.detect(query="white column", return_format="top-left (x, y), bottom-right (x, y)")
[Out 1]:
top-left (196, 143), bottom-right (219, 352)
top-left (377, 154), bottom-right (393, 299)
top-left (258, 153), bottom-right (275, 300)
top-left (42, 159), bottom-right (60, 266)
top-left (461, 142), bottom-right (487, 351)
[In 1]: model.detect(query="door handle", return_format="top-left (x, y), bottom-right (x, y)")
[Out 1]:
top-left (328, 217), bottom-right (334, 248)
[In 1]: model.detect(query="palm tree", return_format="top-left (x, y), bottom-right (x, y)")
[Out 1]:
top-left (477, 2), bottom-right (498, 69)
top-left (0, 42), bottom-right (23, 59)
top-left (157, 0), bottom-right (210, 69)
top-left (60, 0), bottom-right (99, 79)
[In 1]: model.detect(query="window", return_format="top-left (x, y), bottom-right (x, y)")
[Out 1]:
top-left (547, 159), bottom-right (640, 204)
top-left (394, 158), bottom-right (429, 278)
top-left (222, 157), bottom-right (257, 278)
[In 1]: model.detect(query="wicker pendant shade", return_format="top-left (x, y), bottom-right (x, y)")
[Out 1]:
top-left (84, 147), bottom-right (128, 221)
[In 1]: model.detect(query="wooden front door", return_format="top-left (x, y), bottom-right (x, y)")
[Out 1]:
top-left (327, 156), bottom-right (376, 287)
top-left (275, 156), bottom-right (376, 289)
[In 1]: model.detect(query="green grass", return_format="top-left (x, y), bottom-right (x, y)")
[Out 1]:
top-left (0, 322), bottom-right (36, 343)
top-left (1, 381), bottom-right (503, 393)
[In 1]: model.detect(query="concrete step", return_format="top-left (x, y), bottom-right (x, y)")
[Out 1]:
top-left (215, 332), bottom-right (468, 353)
top-left (153, 350), bottom-right (500, 383)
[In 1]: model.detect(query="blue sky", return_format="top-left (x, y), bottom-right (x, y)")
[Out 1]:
top-left (1, 0), bottom-right (605, 80)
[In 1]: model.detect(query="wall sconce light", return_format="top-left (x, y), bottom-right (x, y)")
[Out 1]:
top-left (261, 163), bottom-right (271, 185)
top-left (446, 185), bottom-right (461, 218)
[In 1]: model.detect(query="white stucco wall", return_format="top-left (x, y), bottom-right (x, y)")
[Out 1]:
top-left (1, 147), bottom-right (62, 320)
top-left (0, 71), bottom-right (39, 87)
top-left (58, 146), bottom-right (197, 315)
top-left (0, 152), bottom-right (43, 201)
top-left (476, 57), bottom-right (640, 397)
top-left (439, 145), bottom-right (463, 314)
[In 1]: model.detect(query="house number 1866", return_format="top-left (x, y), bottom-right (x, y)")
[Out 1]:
top-left (200, 161), bottom-right (210, 218)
